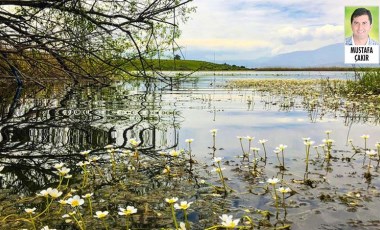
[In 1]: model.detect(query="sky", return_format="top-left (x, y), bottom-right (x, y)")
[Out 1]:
top-left (177, 0), bottom-right (380, 65)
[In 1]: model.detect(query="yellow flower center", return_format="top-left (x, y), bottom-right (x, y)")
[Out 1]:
top-left (71, 200), bottom-right (79, 206)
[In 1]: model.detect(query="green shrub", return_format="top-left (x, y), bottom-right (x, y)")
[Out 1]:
top-left (346, 69), bottom-right (380, 94)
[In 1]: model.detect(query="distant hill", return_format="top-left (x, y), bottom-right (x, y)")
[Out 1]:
top-left (251, 43), bottom-right (345, 68)
top-left (125, 59), bottom-right (250, 71)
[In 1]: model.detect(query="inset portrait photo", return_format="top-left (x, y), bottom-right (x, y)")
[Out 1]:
top-left (344, 6), bottom-right (379, 64)
top-left (345, 6), bottom-right (379, 46)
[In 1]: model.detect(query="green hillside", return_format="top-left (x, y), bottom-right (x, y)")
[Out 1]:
top-left (125, 59), bottom-right (249, 71)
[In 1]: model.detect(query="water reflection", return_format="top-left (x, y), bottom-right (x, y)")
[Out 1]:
top-left (0, 81), bottom-right (183, 194)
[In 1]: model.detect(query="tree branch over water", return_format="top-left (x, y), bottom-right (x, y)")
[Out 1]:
top-left (0, 0), bottom-right (194, 85)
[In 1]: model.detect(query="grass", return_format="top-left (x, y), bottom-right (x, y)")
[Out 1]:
top-left (123, 59), bottom-right (249, 71)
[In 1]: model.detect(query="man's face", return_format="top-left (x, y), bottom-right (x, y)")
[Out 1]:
top-left (351, 14), bottom-right (372, 40)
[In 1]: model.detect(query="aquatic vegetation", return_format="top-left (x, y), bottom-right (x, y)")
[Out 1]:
top-left (1, 77), bottom-right (380, 229)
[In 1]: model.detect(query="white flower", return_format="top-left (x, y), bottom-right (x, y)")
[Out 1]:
top-left (267, 178), bottom-right (281, 185)
top-left (277, 187), bottom-right (292, 193)
top-left (53, 163), bottom-right (64, 169)
top-left (185, 139), bottom-right (194, 143)
top-left (259, 139), bottom-right (268, 144)
top-left (25, 207), bottom-right (36, 214)
top-left (366, 150), bottom-right (377, 157)
top-left (250, 147), bottom-right (260, 151)
top-left (361, 134), bottom-right (370, 139)
top-left (47, 188), bottom-right (62, 198)
top-left (213, 157), bottom-right (223, 163)
top-left (37, 189), bottom-right (49, 197)
top-left (212, 167), bottom-right (225, 173)
top-left (90, 156), bottom-right (100, 162)
top-left (210, 129), bottom-right (218, 135)
top-left (94, 211), bottom-right (108, 219)
top-left (64, 174), bottom-right (72, 179)
top-left (304, 140), bottom-right (315, 146)
top-left (66, 195), bottom-right (84, 207)
top-left (58, 167), bottom-right (71, 176)
top-left (325, 130), bottom-right (332, 134)
top-left (174, 201), bottom-right (193, 210)
top-left (277, 144), bottom-right (287, 151)
top-left (179, 222), bottom-right (187, 230)
top-left (246, 136), bottom-right (254, 141)
top-left (118, 206), bottom-right (137, 216)
top-left (322, 139), bottom-right (335, 144)
top-left (165, 197), bottom-right (178, 204)
top-left (219, 214), bottom-right (240, 228)
top-left (169, 150), bottom-right (180, 157)
top-left (82, 193), bottom-right (93, 199)
top-left (58, 199), bottom-right (67, 205)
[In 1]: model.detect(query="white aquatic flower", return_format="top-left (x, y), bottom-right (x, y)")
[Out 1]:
top-left (90, 156), bottom-right (100, 162)
top-left (322, 139), bottom-right (335, 144)
top-left (277, 187), bottom-right (292, 193)
top-left (94, 211), bottom-right (108, 219)
top-left (185, 139), bottom-right (194, 143)
top-left (267, 178), bottom-right (281, 185)
top-left (277, 144), bottom-right (287, 151)
top-left (366, 150), bottom-right (377, 157)
top-left (219, 214), bottom-right (240, 228)
top-left (213, 157), bottom-right (223, 163)
top-left (246, 136), bottom-right (254, 141)
top-left (118, 206), bottom-right (137, 216)
top-left (169, 150), bottom-right (180, 157)
top-left (250, 147), bottom-right (260, 151)
top-left (174, 201), bottom-right (193, 210)
top-left (304, 140), bottom-right (315, 146)
top-left (212, 167), bottom-right (225, 173)
top-left (210, 129), bottom-right (218, 135)
top-left (37, 189), bottom-right (49, 197)
top-left (179, 222), bottom-right (187, 230)
top-left (47, 188), bottom-right (62, 198)
top-left (66, 195), bottom-right (84, 207)
top-left (361, 134), bottom-right (370, 139)
top-left (259, 139), bottom-right (268, 144)
top-left (82, 193), bottom-right (93, 199)
top-left (58, 167), bottom-right (71, 176)
top-left (165, 197), bottom-right (178, 204)
top-left (25, 207), bottom-right (36, 214)
top-left (53, 163), bottom-right (64, 169)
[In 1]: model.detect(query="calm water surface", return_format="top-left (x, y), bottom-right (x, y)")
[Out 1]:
top-left (0, 71), bottom-right (379, 229)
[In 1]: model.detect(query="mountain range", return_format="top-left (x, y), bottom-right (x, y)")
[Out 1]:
top-left (250, 43), bottom-right (345, 68)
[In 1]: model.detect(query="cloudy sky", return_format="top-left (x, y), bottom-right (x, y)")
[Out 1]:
top-left (177, 0), bottom-right (379, 64)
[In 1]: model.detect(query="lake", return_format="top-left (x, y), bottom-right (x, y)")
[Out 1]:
top-left (0, 71), bottom-right (379, 229)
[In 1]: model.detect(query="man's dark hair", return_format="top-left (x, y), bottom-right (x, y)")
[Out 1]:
top-left (351, 8), bottom-right (373, 24)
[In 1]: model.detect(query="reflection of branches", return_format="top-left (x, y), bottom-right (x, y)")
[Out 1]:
top-left (0, 81), bottom-right (183, 194)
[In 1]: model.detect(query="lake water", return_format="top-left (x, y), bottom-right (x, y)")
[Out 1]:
top-left (0, 71), bottom-right (379, 229)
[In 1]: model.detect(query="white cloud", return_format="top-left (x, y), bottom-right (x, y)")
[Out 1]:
top-left (178, 0), bottom-right (379, 60)
top-left (277, 24), bottom-right (343, 45)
